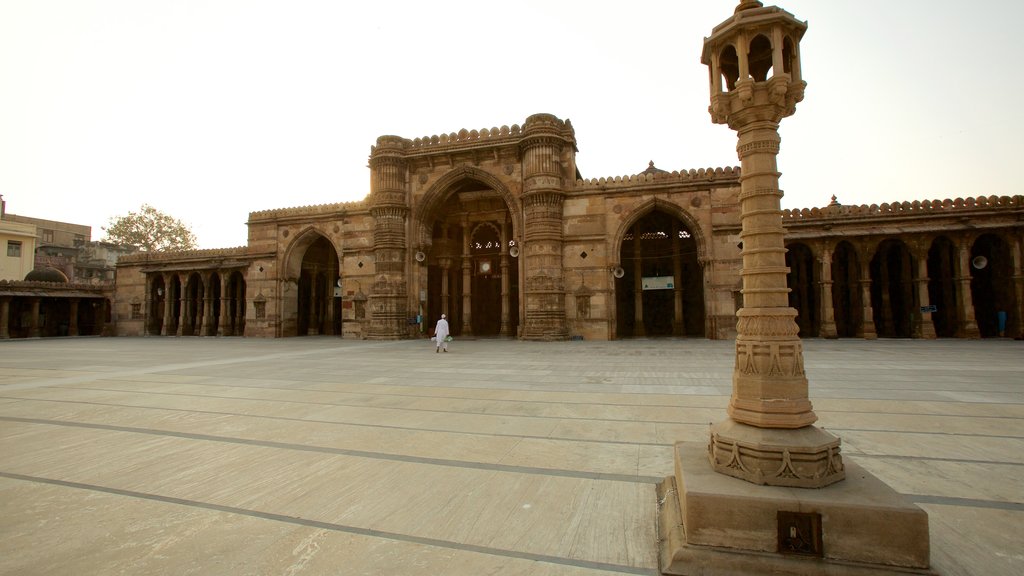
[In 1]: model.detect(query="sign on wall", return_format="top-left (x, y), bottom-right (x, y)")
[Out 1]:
top-left (642, 276), bottom-right (675, 290)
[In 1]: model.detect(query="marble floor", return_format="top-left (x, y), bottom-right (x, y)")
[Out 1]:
top-left (0, 337), bottom-right (1020, 575)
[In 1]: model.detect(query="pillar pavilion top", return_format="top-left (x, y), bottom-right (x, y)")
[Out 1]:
top-left (701, 0), bottom-right (807, 128)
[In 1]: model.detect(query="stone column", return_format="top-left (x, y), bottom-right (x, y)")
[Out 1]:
top-left (461, 215), bottom-right (473, 336)
top-left (218, 273), bottom-right (230, 336)
top-left (519, 113), bottom-right (572, 340)
top-left (499, 220), bottom-right (511, 337)
top-left (234, 278), bottom-right (245, 336)
top-left (201, 272), bottom-right (214, 336)
top-left (0, 296), bottom-right (10, 339)
top-left (673, 240), bottom-right (686, 336)
top-left (912, 242), bottom-right (937, 339)
top-left (703, 27), bottom-right (842, 486)
top-left (439, 258), bottom-right (451, 316)
top-left (818, 244), bottom-right (838, 338)
top-left (176, 275), bottom-right (187, 336)
top-left (1012, 235), bottom-right (1024, 339)
top-left (367, 136), bottom-right (410, 339)
top-left (955, 238), bottom-right (981, 338)
top-left (162, 274), bottom-right (173, 336)
top-left (28, 297), bottom-right (41, 338)
top-left (858, 250), bottom-right (878, 339)
top-left (632, 235), bottom-right (645, 337)
top-left (68, 298), bottom-right (80, 337)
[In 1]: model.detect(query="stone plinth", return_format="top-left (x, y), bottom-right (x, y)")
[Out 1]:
top-left (659, 442), bottom-right (935, 575)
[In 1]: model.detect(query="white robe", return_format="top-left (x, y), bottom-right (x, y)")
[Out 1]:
top-left (434, 318), bottom-right (450, 344)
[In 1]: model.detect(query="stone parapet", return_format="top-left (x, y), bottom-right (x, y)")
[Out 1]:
top-left (782, 194), bottom-right (1024, 220)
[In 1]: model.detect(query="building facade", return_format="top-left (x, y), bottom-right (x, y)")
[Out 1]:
top-left (112, 113), bottom-right (1024, 341)
top-left (0, 198), bottom-right (117, 338)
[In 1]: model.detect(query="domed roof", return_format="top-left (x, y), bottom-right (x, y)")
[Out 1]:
top-left (25, 267), bottom-right (69, 283)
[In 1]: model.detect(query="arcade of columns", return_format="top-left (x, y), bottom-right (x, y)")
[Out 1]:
top-left (144, 269), bottom-right (246, 337)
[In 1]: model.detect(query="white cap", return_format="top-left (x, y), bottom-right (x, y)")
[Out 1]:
top-left (441, 314), bottom-right (446, 319)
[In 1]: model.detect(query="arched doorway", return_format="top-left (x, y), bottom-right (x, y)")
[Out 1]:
top-left (971, 234), bottom-right (1017, 338)
top-left (785, 242), bottom-right (818, 337)
top-left (424, 182), bottom-right (518, 338)
top-left (871, 239), bottom-right (915, 338)
top-left (927, 236), bottom-right (958, 337)
top-left (831, 241), bottom-right (861, 337)
top-left (616, 208), bottom-right (703, 338)
top-left (282, 232), bottom-right (340, 337)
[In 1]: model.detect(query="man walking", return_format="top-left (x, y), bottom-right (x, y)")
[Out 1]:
top-left (434, 314), bottom-right (450, 353)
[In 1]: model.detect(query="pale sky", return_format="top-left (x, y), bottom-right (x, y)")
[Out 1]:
top-left (2, 1), bottom-right (1020, 249)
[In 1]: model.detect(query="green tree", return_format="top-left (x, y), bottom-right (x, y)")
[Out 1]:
top-left (102, 204), bottom-right (198, 251)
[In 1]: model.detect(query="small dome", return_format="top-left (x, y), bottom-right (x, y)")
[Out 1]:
top-left (25, 267), bottom-right (69, 283)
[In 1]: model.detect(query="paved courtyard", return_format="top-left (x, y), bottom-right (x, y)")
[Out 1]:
top-left (0, 336), bottom-right (1021, 575)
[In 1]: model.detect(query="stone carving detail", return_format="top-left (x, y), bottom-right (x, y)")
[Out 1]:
top-left (708, 431), bottom-right (845, 488)
top-left (736, 139), bottom-right (781, 158)
top-left (734, 341), bottom-right (805, 377)
top-left (736, 315), bottom-right (800, 337)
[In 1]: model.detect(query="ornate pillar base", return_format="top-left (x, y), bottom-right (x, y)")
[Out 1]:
top-left (708, 418), bottom-right (844, 488)
top-left (659, 442), bottom-right (935, 575)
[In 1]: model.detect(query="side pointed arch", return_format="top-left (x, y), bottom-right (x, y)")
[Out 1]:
top-left (280, 226), bottom-right (342, 282)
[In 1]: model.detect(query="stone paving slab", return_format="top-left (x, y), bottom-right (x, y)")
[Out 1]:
top-left (0, 337), bottom-right (1021, 575)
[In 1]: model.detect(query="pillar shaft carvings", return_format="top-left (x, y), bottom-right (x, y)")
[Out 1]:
top-left (728, 122), bottom-right (816, 429)
top-left (368, 138), bottom-right (410, 340)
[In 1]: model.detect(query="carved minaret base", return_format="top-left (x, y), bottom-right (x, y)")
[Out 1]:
top-left (658, 3), bottom-right (933, 574)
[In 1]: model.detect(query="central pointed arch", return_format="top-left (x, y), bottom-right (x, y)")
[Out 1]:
top-left (415, 167), bottom-right (521, 338)
top-left (415, 166), bottom-right (522, 247)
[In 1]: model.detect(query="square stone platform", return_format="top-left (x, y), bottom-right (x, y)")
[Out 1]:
top-left (0, 337), bottom-right (1021, 575)
top-left (659, 443), bottom-right (933, 575)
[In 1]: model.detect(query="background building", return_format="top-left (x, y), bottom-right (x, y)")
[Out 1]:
top-left (0, 196), bottom-right (117, 338)
top-left (113, 114), bottom-right (1024, 341)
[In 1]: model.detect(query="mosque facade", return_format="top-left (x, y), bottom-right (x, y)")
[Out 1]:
top-left (111, 113), bottom-right (1024, 341)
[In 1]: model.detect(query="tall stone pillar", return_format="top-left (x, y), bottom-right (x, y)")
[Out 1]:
top-left (201, 273), bottom-right (214, 336)
top-left (912, 242), bottom-right (937, 339)
top-left (439, 258), bottom-right (451, 316)
top-left (696, 1), bottom-right (846, 487)
top-left (673, 244), bottom-right (686, 336)
top-left (218, 273), bottom-right (230, 336)
top-left (0, 296), bottom-right (10, 339)
top-left (1012, 235), bottom-right (1024, 339)
top-left (955, 238), bottom-right (981, 338)
top-left (177, 275), bottom-right (188, 336)
top-left (632, 236), bottom-right (645, 336)
top-left (660, 4), bottom-right (932, 574)
top-left (162, 274), bottom-right (173, 336)
top-left (461, 215), bottom-right (473, 336)
top-left (367, 136), bottom-right (410, 339)
top-left (28, 297), bottom-right (41, 338)
top-left (858, 251), bottom-right (878, 339)
top-left (818, 245), bottom-right (838, 338)
top-left (519, 113), bottom-right (573, 340)
top-left (68, 298), bottom-right (80, 337)
top-left (499, 220), bottom-right (511, 337)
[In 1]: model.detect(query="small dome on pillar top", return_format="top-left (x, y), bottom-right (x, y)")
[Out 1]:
top-left (735, 1), bottom-right (764, 13)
